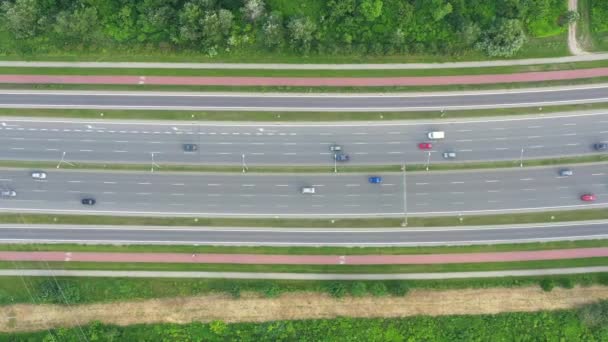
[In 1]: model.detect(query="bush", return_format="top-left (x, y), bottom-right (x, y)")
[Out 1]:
top-left (327, 282), bottom-right (347, 298)
top-left (475, 19), bottom-right (526, 57)
top-left (370, 283), bottom-right (388, 297)
top-left (557, 278), bottom-right (575, 289)
top-left (350, 282), bottom-right (367, 297)
top-left (37, 279), bottom-right (81, 304)
top-left (263, 283), bottom-right (282, 298)
top-left (540, 279), bottom-right (555, 292)
top-left (228, 284), bottom-right (241, 299)
top-left (392, 282), bottom-right (410, 296)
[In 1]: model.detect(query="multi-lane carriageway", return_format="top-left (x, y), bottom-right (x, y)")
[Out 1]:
top-left (1, 112), bottom-right (608, 166)
top-left (0, 165), bottom-right (607, 217)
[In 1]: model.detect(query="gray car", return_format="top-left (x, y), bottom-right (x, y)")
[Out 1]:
top-left (559, 168), bottom-right (574, 177)
top-left (443, 151), bottom-right (457, 159)
top-left (183, 143), bottom-right (198, 152)
top-left (0, 190), bottom-right (16, 198)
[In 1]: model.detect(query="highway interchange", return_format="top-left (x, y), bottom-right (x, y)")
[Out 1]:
top-left (1, 111), bottom-right (608, 165)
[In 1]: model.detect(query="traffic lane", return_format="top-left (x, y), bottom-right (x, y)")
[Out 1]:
top-left (0, 171), bottom-right (403, 216)
top-left (0, 223), bottom-right (606, 245)
top-left (0, 86), bottom-right (607, 110)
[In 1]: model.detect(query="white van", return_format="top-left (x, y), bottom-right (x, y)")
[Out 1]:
top-left (427, 131), bottom-right (445, 139)
top-left (301, 186), bottom-right (316, 194)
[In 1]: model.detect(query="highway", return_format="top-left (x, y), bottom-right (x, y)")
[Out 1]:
top-left (0, 86), bottom-right (606, 111)
top-left (0, 222), bottom-right (606, 246)
top-left (1, 112), bottom-right (608, 166)
top-left (0, 165), bottom-right (607, 217)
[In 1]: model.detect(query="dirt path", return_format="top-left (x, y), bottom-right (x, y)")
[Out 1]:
top-left (1, 67), bottom-right (608, 87)
top-left (1, 248), bottom-right (607, 265)
top-left (2, 286), bottom-right (607, 333)
top-left (568, 0), bottom-right (588, 55)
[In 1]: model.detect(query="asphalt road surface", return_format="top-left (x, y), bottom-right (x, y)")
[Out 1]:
top-left (0, 165), bottom-right (607, 217)
top-left (1, 112), bottom-right (608, 166)
top-left (0, 222), bottom-right (606, 246)
top-left (0, 86), bottom-right (607, 111)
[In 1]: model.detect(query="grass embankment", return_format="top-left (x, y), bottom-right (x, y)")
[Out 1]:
top-left (1, 102), bottom-right (607, 121)
top-left (3, 239), bottom-right (606, 255)
top-left (2, 257), bottom-right (607, 274)
top-left (3, 74), bottom-right (608, 93)
top-left (3, 206), bottom-right (608, 228)
top-left (0, 273), bottom-right (605, 306)
top-left (6, 301), bottom-right (608, 340)
top-left (2, 58), bottom-right (608, 78)
top-left (580, 0), bottom-right (608, 52)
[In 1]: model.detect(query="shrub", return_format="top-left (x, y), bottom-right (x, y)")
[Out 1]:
top-left (228, 284), bottom-right (241, 299)
top-left (350, 282), bottom-right (367, 297)
top-left (370, 282), bottom-right (388, 297)
top-left (263, 283), bottom-right (281, 298)
top-left (557, 278), bottom-right (575, 289)
top-left (540, 279), bottom-right (555, 292)
top-left (393, 282), bottom-right (410, 296)
top-left (327, 282), bottom-right (347, 298)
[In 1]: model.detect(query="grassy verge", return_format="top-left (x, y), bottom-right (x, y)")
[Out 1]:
top-left (8, 302), bottom-right (607, 341)
top-left (2, 239), bottom-right (606, 256)
top-left (1, 102), bottom-right (608, 122)
top-left (2, 74), bottom-right (608, 93)
top-left (0, 273), bottom-right (605, 306)
top-left (1, 154), bottom-right (607, 174)
top-left (2, 257), bottom-right (607, 274)
top-left (4, 206), bottom-right (608, 228)
top-left (1, 59), bottom-right (607, 78)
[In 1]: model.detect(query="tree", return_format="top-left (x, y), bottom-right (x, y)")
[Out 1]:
top-left (287, 16), bottom-right (316, 53)
top-left (1, 0), bottom-right (44, 39)
top-left (562, 10), bottom-right (580, 25)
top-left (261, 11), bottom-right (284, 48)
top-left (53, 7), bottom-right (103, 46)
top-left (475, 19), bottom-right (526, 57)
top-left (359, 0), bottom-right (382, 21)
top-left (241, 0), bottom-right (265, 22)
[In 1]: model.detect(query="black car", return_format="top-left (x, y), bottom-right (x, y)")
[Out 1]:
top-left (183, 143), bottom-right (198, 152)
top-left (594, 143), bottom-right (608, 151)
top-left (334, 153), bottom-right (350, 162)
top-left (81, 198), bottom-right (96, 205)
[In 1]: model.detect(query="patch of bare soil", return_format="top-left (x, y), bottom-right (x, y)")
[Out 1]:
top-left (2, 286), bottom-right (607, 333)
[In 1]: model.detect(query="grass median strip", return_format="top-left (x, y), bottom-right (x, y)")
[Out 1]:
top-left (2, 240), bottom-right (606, 255)
top-left (1, 102), bottom-right (608, 122)
top-left (2, 257), bottom-right (607, 274)
top-left (4, 207), bottom-right (608, 228)
top-left (1, 155), bottom-right (607, 174)
top-left (2, 60), bottom-right (608, 78)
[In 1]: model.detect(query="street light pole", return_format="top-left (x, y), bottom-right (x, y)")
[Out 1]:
top-left (425, 151), bottom-right (431, 171)
top-left (334, 153), bottom-right (337, 173)
top-left (242, 154), bottom-right (248, 173)
top-left (520, 148), bottom-right (525, 168)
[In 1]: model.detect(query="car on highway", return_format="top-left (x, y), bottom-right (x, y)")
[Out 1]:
top-left (0, 190), bottom-right (16, 198)
top-left (81, 198), bottom-right (96, 205)
top-left (31, 171), bottom-right (47, 180)
top-left (368, 176), bottom-right (382, 184)
top-left (334, 153), bottom-right (350, 162)
top-left (418, 142), bottom-right (433, 150)
top-left (301, 186), bottom-right (316, 194)
top-left (427, 131), bottom-right (445, 139)
top-left (443, 151), bottom-right (456, 159)
top-left (559, 168), bottom-right (573, 177)
top-left (594, 143), bottom-right (608, 151)
top-left (182, 143), bottom-right (198, 152)
top-left (581, 194), bottom-right (596, 202)
top-left (329, 144), bottom-right (342, 152)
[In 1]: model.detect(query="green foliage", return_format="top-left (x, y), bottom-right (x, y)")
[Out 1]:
top-left (327, 281), bottom-right (347, 298)
top-left (263, 283), bottom-right (282, 298)
top-left (227, 284), bottom-right (241, 298)
top-left (0, 0), bottom-right (567, 58)
top-left (591, 0), bottom-right (608, 33)
top-left (393, 282), bottom-right (410, 296)
top-left (476, 19), bottom-right (526, 57)
top-left (350, 282), bottom-right (368, 297)
top-left (540, 278), bottom-right (555, 292)
top-left (557, 277), bottom-right (575, 289)
top-left (370, 282), bottom-right (388, 296)
top-left (562, 10), bottom-right (580, 25)
top-left (9, 302), bottom-right (608, 341)
top-left (37, 279), bottom-right (81, 304)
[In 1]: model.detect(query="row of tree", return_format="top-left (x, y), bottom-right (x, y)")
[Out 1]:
top-left (0, 0), bottom-right (567, 58)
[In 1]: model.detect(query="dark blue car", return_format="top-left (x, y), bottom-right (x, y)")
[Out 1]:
top-left (334, 153), bottom-right (350, 162)
top-left (368, 176), bottom-right (382, 184)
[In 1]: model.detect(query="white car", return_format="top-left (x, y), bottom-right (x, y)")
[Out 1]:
top-left (0, 190), bottom-right (16, 197)
top-left (301, 186), bottom-right (316, 194)
top-left (427, 131), bottom-right (445, 139)
top-left (31, 171), bottom-right (47, 180)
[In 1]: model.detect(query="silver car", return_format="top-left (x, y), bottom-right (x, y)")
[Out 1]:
top-left (443, 151), bottom-right (457, 159)
top-left (301, 186), bottom-right (316, 194)
top-left (559, 169), bottom-right (574, 177)
top-left (329, 144), bottom-right (342, 152)
top-left (31, 171), bottom-right (47, 180)
top-left (0, 190), bottom-right (16, 198)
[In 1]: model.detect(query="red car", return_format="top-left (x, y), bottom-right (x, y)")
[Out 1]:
top-left (581, 194), bottom-right (596, 202)
top-left (418, 142), bottom-right (433, 150)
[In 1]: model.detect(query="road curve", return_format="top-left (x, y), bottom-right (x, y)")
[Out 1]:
top-left (0, 222), bottom-right (607, 246)
top-left (0, 86), bottom-right (607, 111)
top-left (2, 111), bottom-right (608, 166)
top-left (1, 165), bottom-right (608, 217)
